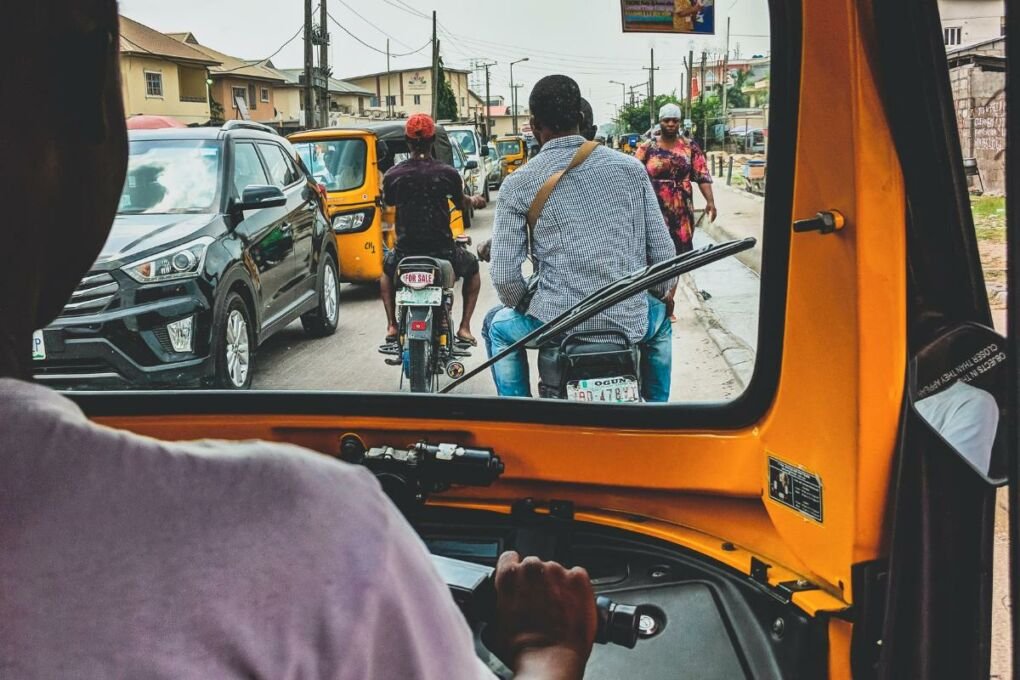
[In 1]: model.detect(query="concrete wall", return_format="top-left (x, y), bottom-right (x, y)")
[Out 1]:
top-left (212, 77), bottom-right (279, 123)
top-left (950, 59), bottom-right (1006, 194)
top-left (120, 55), bottom-right (211, 124)
top-left (938, 0), bottom-right (1004, 45)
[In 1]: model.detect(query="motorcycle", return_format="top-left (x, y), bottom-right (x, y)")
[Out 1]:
top-left (537, 331), bottom-right (642, 403)
top-left (382, 236), bottom-right (473, 393)
top-left (442, 238), bottom-right (757, 401)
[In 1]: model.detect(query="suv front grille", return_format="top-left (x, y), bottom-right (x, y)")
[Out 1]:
top-left (61, 272), bottom-right (119, 317)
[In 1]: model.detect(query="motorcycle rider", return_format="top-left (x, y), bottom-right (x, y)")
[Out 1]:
top-left (380, 114), bottom-right (482, 347)
top-left (487, 76), bottom-right (676, 400)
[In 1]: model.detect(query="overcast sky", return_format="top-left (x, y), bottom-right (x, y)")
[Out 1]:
top-left (119, 0), bottom-right (770, 122)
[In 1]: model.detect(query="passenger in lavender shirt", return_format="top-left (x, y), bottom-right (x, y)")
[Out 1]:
top-left (0, 4), bottom-right (596, 679)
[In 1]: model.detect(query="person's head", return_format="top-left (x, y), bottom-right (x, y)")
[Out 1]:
top-left (658, 103), bottom-right (682, 140)
top-left (405, 113), bottom-right (436, 157)
top-left (528, 75), bottom-right (582, 144)
top-left (1, 1), bottom-right (127, 378)
top-left (579, 98), bottom-right (597, 141)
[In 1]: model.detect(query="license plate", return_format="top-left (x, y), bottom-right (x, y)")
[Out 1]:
top-left (566, 376), bottom-right (640, 403)
top-left (32, 330), bottom-right (45, 361)
top-left (396, 286), bottom-right (443, 306)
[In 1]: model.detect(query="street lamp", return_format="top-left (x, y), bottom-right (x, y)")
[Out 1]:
top-left (510, 57), bottom-right (529, 134)
top-left (609, 80), bottom-right (626, 109)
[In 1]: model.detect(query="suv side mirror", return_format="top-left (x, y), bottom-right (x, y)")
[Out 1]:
top-left (239, 185), bottom-right (286, 210)
top-left (479, 145), bottom-right (490, 158)
top-left (465, 160), bottom-right (479, 170)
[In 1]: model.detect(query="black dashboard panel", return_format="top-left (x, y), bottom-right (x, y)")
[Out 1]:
top-left (416, 506), bottom-right (828, 680)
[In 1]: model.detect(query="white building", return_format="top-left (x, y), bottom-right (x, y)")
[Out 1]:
top-left (938, 0), bottom-right (1005, 48)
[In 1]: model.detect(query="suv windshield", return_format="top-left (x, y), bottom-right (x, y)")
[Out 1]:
top-left (449, 130), bottom-right (477, 156)
top-left (293, 139), bottom-right (368, 192)
top-left (118, 139), bottom-right (222, 215)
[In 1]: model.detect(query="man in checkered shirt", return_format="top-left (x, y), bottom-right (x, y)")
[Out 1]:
top-left (487, 75), bottom-right (677, 401)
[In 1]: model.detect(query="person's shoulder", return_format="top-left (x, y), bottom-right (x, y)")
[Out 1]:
top-left (593, 145), bottom-right (647, 173)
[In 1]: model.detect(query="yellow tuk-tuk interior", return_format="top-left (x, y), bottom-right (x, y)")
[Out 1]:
top-left (7, 0), bottom-right (1018, 677)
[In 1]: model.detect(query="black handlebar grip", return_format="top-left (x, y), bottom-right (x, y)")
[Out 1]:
top-left (595, 596), bottom-right (642, 649)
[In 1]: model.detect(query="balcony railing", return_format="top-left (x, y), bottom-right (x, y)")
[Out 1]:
top-left (179, 95), bottom-right (207, 103)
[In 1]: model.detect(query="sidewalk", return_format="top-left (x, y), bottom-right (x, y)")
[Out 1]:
top-left (680, 183), bottom-right (766, 390)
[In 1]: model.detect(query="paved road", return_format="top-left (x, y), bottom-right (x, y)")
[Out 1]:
top-left (254, 193), bottom-right (740, 402)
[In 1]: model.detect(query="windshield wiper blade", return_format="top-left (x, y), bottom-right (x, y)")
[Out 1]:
top-left (440, 238), bottom-right (757, 395)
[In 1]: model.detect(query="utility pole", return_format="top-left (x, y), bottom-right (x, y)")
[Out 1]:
top-left (478, 61), bottom-right (497, 140)
top-left (700, 50), bottom-right (708, 148)
top-left (319, 0), bottom-right (328, 128)
top-left (643, 49), bottom-right (659, 132)
top-left (721, 17), bottom-right (731, 122)
top-left (511, 84), bottom-right (524, 133)
top-left (386, 39), bottom-right (392, 119)
top-left (431, 11), bottom-right (439, 119)
top-left (687, 49), bottom-right (694, 124)
top-left (303, 0), bottom-right (314, 129)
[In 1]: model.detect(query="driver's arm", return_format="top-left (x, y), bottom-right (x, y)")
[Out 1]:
top-left (639, 166), bottom-right (677, 297)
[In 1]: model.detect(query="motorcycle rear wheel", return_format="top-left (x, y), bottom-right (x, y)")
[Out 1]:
top-left (408, 338), bottom-right (434, 393)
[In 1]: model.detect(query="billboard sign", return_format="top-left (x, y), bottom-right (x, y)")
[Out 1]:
top-left (621, 0), bottom-right (715, 35)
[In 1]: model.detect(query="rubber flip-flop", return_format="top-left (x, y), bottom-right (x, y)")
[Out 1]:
top-left (454, 335), bottom-right (477, 347)
top-left (383, 334), bottom-right (398, 345)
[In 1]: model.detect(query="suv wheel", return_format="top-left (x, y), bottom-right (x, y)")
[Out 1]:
top-left (301, 253), bottom-right (340, 337)
top-left (214, 292), bottom-right (254, 389)
top-left (463, 200), bottom-right (473, 229)
top-left (482, 182), bottom-right (491, 204)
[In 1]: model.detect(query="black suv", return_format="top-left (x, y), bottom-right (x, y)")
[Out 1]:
top-left (32, 122), bottom-right (340, 389)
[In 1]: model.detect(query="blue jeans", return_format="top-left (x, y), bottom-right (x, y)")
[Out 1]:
top-left (484, 295), bottom-right (672, 402)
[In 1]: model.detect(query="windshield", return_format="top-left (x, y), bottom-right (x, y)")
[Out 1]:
top-left (497, 140), bottom-right (522, 157)
top-left (47, 0), bottom-right (779, 414)
top-left (449, 130), bottom-right (478, 156)
top-left (293, 139), bottom-right (368, 192)
top-left (118, 140), bottom-right (222, 215)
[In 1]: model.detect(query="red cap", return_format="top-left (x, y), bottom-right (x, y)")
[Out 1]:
top-left (405, 113), bottom-right (436, 140)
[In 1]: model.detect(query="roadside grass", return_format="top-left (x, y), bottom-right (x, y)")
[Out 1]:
top-left (973, 195), bottom-right (1006, 243)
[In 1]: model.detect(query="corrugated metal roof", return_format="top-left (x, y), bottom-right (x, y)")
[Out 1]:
top-left (273, 68), bottom-right (375, 96)
top-left (168, 35), bottom-right (285, 82)
top-left (119, 16), bottom-right (220, 66)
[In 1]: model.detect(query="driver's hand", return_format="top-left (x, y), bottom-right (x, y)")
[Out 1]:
top-left (477, 238), bottom-right (492, 263)
top-left (488, 551), bottom-right (597, 680)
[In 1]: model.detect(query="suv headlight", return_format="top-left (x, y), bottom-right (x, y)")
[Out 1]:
top-left (122, 237), bottom-right (214, 283)
top-left (332, 208), bottom-right (375, 234)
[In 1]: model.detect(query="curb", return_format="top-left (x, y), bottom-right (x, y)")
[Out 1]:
top-left (700, 218), bottom-right (762, 274)
top-left (677, 272), bottom-right (756, 391)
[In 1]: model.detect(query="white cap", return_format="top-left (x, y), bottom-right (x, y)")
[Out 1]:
top-left (658, 103), bottom-right (682, 121)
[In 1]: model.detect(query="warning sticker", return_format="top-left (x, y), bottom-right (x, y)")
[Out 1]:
top-left (768, 457), bottom-right (823, 523)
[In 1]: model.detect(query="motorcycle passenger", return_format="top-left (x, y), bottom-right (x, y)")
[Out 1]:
top-left (487, 75), bottom-right (677, 401)
top-left (380, 114), bottom-right (482, 347)
top-left (0, 6), bottom-right (596, 679)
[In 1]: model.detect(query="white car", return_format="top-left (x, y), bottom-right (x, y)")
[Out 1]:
top-left (445, 125), bottom-right (492, 203)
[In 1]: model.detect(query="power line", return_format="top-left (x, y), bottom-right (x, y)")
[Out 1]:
top-left (326, 10), bottom-right (432, 57)
top-left (215, 23), bottom-right (308, 74)
top-left (334, 0), bottom-right (415, 51)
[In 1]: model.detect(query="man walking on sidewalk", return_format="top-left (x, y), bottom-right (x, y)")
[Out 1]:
top-left (486, 75), bottom-right (676, 401)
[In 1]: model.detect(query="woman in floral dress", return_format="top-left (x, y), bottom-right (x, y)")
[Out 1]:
top-left (635, 103), bottom-right (717, 256)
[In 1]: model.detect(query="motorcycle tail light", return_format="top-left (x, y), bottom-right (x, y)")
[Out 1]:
top-left (410, 321), bottom-right (428, 331)
top-left (400, 271), bottom-right (435, 290)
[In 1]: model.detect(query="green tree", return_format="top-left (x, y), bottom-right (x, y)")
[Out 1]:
top-left (615, 93), bottom-right (681, 134)
top-left (436, 57), bottom-right (459, 120)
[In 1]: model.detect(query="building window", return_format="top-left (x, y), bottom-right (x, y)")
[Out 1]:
top-left (1002, 17), bottom-right (1007, 36)
top-left (261, 87), bottom-right (270, 103)
top-left (944, 27), bottom-right (962, 46)
top-left (386, 95), bottom-right (397, 106)
top-left (232, 86), bottom-right (248, 109)
top-left (414, 95), bottom-right (422, 105)
top-left (370, 96), bottom-right (380, 107)
top-left (461, 97), bottom-right (466, 107)
top-left (145, 71), bottom-right (163, 98)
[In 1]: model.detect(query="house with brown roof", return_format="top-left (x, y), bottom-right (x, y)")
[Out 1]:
top-left (168, 33), bottom-right (286, 124)
top-left (119, 15), bottom-right (220, 125)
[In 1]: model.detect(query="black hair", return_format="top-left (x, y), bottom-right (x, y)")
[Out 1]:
top-left (407, 136), bottom-right (433, 155)
top-left (530, 75), bottom-right (582, 134)
top-left (580, 98), bottom-right (597, 141)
